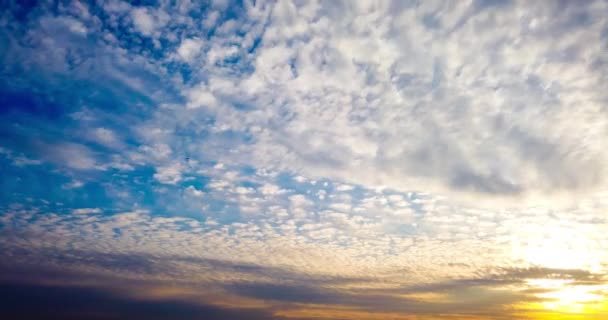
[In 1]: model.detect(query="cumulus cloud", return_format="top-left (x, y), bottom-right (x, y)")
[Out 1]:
top-left (131, 8), bottom-right (156, 36)
top-left (1, 195), bottom-right (607, 318)
top-left (176, 38), bottom-right (204, 63)
top-left (154, 162), bottom-right (184, 184)
top-left (89, 128), bottom-right (124, 149)
top-left (40, 16), bottom-right (88, 35)
top-left (42, 0), bottom-right (602, 206)
top-left (229, 0), bottom-right (607, 204)
top-left (120, 0), bottom-right (608, 206)
top-left (71, 208), bottom-right (102, 215)
top-left (39, 142), bottom-right (99, 170)
top-left (0, 148), bottom-right (42, 167)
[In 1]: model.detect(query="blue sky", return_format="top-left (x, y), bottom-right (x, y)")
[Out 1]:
top-left (1, 1), bottom-right (608, 319)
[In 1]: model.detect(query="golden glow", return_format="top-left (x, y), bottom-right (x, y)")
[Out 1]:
top-left (398, 292), bottom-right (452, 302)
top-left (539, 286), bottom-right (603, 313)
top-left (273, 304), bottom-right (420, 320)
top-left (273, 303), bottom-right (488, 320)
top-left (508, 219), bottom-right (608, 318)
top-left (521, 278), bottom-right (608, 317)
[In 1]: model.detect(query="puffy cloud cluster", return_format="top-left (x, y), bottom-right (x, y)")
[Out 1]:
top-left (236, 0), bottom-right (608, 202)
top-left (1, 188), bottom-right (608, 318)
top-left (1, 0), bottom-right (608, 318)
top-left (3, 0), bottom-right (606, 204)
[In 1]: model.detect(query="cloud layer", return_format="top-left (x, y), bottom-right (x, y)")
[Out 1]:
top-left (1, 0), bottom-right (608, 319)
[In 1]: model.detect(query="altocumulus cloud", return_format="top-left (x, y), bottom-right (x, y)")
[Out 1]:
top-left (1, 0), bottom-right (608, 320)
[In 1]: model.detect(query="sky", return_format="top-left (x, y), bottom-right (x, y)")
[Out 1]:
top-left (0, 0), bottom-right (607, 319)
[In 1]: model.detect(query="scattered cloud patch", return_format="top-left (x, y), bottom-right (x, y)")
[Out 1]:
top-left (176, 38), bottom-right (204, 63)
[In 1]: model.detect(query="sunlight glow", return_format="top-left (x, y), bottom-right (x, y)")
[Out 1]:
top-left (539, 286), bottom-right (603, 313)
top-left (525, 279), bottom-right (607, 315)
top-left (516, 224), bottom-right (603, 272)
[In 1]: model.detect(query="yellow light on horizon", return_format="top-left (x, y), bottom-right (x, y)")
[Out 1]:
top-left (539, 286), bottom-right (603, 313)
top-left (522, 278), bottom-right (608, 316)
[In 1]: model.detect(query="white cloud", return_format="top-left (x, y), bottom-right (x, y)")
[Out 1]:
top-left (206, 44), bottom-right (238, 65)
top-left (260, 183), bottom-right (282, 196)
top-left (185, 186), bottom-right (205, 198)
top-left (168, 0), bottom-right (607, 206)
top-left (134, 144), bottom-right (173, 163)
top-left (62, 180), bottom-right (84, 189)
top-left (3, 189), bottom-right (607, 287)
top-left (41, 142), bottom-right (98, 170)
top-left (39, 16), bottom-right (88, 36)
top-left (131, 7), bottom-right (168, 37)
top-left (90, 127), bottom-right (123, 149)
top-left (61, 16), bottom-right (87, 35)
top-left (335, 184), bottom-right (354, 192)
top-left (0, 148), bottom-right (42, 167)
top-left (72, 208), bottom-right (102, 215)
top-left (176, 38), bottom-right (203, 63)
top-left (185, 85), bottom-right (217, 109)
top-left (131, 8), bottom-right (155, 35)
top-left (154, 162), bottom-right (183, 184)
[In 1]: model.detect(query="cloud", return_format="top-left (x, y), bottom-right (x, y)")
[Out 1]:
top-left (40, 142), bottom-right (99, 170)
top-left (1, 1), bottom-right (608, 319)
top-left (176, 38), bottom-right (204, 63)
top-left (185, 185), bottom-right (205, 197)
top-left (154, 162), bottom-right (183, 184)
top-left (27, 0), bottom-right (598, 205)
top-left (40, 16), bottom-right (88, 36)
top-left (71, 208), bottom-right (102, 215)
top-left (124, 0), bottom-right (606, 206)
top-left (89, 128), bottom-right (124, 149)
top-left (1, 179), bottom-right (608, 318)
top-left (131, 7), bottom-right (157, 36)
top-left (0, 147), bottom-right (42, 167)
